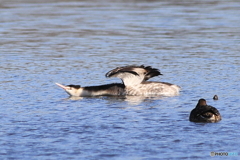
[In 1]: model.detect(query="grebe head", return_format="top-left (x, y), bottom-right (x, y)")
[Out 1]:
top-left (56, 83), bottom-right (81, 96)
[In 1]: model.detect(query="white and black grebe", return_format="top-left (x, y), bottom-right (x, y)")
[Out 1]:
top-left (56, 65), bottom-right (181, 97)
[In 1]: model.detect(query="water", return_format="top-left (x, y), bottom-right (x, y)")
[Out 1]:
top-left (1, 0), bottom-right (240, 159)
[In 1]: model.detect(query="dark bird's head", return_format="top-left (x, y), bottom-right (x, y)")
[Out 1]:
top-left (196, 98), bottom-right (207, 107)
top-left (213, 95), bottom-right (218, 100)
top-left (56, 83), bottom-right (82, 96)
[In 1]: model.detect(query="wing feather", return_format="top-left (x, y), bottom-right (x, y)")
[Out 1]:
top-left (105, 65), bottom-right (162, 86)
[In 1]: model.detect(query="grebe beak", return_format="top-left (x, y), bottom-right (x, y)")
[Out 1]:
top-left (56, 83), bottom-right (69, 90)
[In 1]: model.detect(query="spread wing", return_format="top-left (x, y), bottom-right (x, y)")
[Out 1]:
top-left (105, 65), bottom-right (162, 86)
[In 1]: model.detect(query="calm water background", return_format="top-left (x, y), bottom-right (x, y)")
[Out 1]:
top-left (1, 0), bottom-right (240, 159)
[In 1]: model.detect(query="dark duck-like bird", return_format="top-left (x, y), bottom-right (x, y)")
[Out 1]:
top-left (56, 65), bottom-right (181, 97)
top-left (213, 95), bottom-right (218, 100)
top-left (189, 99), bottom-right (221, 123)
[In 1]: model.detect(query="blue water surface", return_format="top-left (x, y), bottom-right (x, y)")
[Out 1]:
top-left (0, 0), bottom-right (240, 159)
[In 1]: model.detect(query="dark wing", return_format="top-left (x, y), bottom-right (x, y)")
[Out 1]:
top-left (197, 105), bottom-right (221, 116)
top-left (105, 65), bottom-right (162, 86)
top-left (142, 65), bottom-right (162, 81)
top-left (209, 106), bottom-right (221, 116)
top-left (105, 66), bottom-right (139, 77)
top-left (190, 105), bottom-right (221, 122)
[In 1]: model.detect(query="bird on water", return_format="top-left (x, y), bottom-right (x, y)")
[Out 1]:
top-left (189, 99), bottom-right (221, 123)
top-left (56, 65), bottom-right (181, 97)
top-left (213, 95), bottom-right (218, 100)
